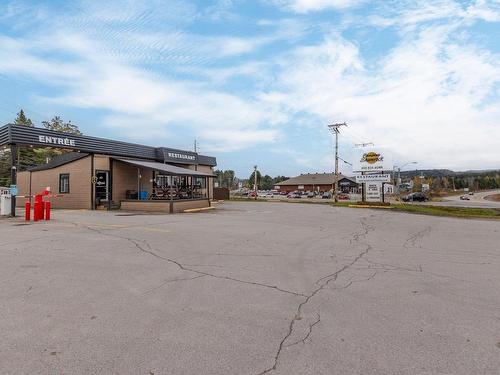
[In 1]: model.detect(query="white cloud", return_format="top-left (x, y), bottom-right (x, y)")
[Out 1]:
top-left (271, 0), bottom-right (364, 13)
top-left (262, 23), bottom-right (500, 169)
top-left (368, 0), bottom-right (500, 30)
top-left (0, 31), bottom-right (284, 151)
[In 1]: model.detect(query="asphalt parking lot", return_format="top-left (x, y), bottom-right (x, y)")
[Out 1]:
top-left (1, 201), bottom-right (500, 375)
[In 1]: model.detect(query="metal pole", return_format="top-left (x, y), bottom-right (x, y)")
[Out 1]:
top-left (137, 168), bottom-right (140, 200)
top-left (334, 129), bottom-right (339, 202)
top-left (253, 165), bottom-right (258, 200)
top-left (10, 144), bottom-right (17, 217)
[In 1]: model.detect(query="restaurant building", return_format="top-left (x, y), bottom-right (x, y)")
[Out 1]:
top-left (275, 173), bottom-right (359, 194)
top-left (0, 123), bottom-right (216, 213)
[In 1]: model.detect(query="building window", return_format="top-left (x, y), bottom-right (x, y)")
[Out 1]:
top-left (194, 177), bottom-right (206, 189)
top-left (59, 174), bottom-right (70, 194)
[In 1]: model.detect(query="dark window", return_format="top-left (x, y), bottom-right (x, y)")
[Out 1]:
top-left (195, 177), bottom-right (206, 189)
top-left (59, 174), bottom-right (70, 194)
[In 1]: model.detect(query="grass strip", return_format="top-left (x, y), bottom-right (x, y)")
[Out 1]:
top-left (391, 204), bottom-right (500, 219)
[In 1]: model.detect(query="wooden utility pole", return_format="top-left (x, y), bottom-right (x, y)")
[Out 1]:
top-left (328, 123), bottom-right (347, 203)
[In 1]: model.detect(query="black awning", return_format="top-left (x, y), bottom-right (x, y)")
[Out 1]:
top-left (115, 158), bottom-right (214, 177)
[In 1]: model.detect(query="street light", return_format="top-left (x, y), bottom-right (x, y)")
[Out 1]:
top-left (253, 165), bottom-right (258, 200)
top-left (394, 161), bottom-right (417, 194)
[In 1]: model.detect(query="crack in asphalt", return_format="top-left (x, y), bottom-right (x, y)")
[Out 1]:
top-left (76, 223), bottom-right (307, 298)
top-left (403, 226), bottom-right (432, 249)
top-left (333, 271), bottom-right (380, 291)
top-left (142, 275), bottom-right (207, 294)
top-left (284, 313), bottom-right (321, 348)
top-left (256, 218), bottom-right (374, 375)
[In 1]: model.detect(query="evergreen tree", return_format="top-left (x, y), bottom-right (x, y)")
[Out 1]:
top-left (13, 110), bottom-right (38, 171)
top-left (14, 109), bottom-right (34, 127)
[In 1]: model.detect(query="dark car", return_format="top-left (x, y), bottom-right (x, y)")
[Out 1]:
top-left (402, 192), bottom-right (428, 202)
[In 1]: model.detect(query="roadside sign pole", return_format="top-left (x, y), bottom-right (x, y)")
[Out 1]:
top-left (10, 144), bottom-right (17, 217)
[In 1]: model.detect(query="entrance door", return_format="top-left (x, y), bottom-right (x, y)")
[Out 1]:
top-left (95, 170), bottom-right (109, 203)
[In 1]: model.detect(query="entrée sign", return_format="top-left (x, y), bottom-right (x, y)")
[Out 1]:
top-left (38, 135), bottom-right (76, 147)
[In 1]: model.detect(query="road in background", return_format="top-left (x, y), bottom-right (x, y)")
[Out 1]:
top-left (1, 202), bottom-right (500, 374)
top-left (422, 189), bottom-right (500, 209)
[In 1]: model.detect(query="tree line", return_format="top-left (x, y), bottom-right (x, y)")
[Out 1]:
top-left (214, 169), bottom-right (288, 191)
top-left (0, 110), bottom-right (82, 186)
top-left (406, 173), bottom-right (500, 192)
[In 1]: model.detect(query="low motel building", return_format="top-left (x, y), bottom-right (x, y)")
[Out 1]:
top-left (275, 173), bottom-right (360, 194)
top-left (0, 124), bottom-right (216, 213)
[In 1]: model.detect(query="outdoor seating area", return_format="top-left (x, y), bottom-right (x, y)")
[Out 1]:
top-left (149, 175), bottom-right (207, 201)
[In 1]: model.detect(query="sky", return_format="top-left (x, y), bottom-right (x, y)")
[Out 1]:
top-left (0, 0), bottom-right (499, 178)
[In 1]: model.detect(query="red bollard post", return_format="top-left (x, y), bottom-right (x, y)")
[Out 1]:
top-left (33, 201), bottom-right (40, 222)
top-left (40, 200), bottom-right (45, 220)
top-left (25, 199), bottom-right (31, 221)
top-left (45, 201), bottom-right (51, 221)
top-left (34, 194), bottom-right (43, 221)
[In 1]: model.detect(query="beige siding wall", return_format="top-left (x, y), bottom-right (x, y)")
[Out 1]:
top-left (17, 156), bottom-right (92, 209)
top-left (17, 156), bottom-right (214, 209)
top-left (112, 160), bottom-right (153, 201)
top-left (17, 171), bottom-right (31, 198)
top-left (120, 201), bottom-right (171, 212)
top-left (120, 199), bottom-right (209, 213)
top-left (94, 155), bottom-right (110, 171)
top-left (172, 199), bottom-right (209, 213)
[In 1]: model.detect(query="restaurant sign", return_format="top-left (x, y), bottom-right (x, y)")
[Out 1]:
top-left (353, 150), bottom-right (392, 173)
top-left (167, 152), bottom-right (196, 161)
top-left (355, 173), bottom-right (391, 183)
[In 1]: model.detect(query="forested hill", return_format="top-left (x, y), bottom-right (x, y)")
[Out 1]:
top-left (398, 169), bottom-right (500, 178)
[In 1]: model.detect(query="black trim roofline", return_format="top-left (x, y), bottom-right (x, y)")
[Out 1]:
top-left (0, 123), bottom-right (216, 167)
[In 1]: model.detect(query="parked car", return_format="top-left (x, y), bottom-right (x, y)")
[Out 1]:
top-left (287, 192), bottom-right (302, 198)
top-left (307, 192), bottom-right (315, 198)
top-left (402, 192), bottom-right (429, 202)
top-left (321, 192), bottom-right (332, 199)
top-left (248, 191), bottom-right (257, 198)
top-left (338, 193), bottom-right (350, 200)
top-left (468, 192), bottom-right (474, 195)
top-left (460, 195), bottom-right (470, 200)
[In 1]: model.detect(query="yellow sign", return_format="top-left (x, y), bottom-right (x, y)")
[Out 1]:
top-left (361, 152), bottom-right (383, 164)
